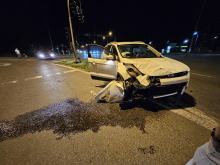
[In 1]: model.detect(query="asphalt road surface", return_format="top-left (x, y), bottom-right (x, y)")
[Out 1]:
top-left (167, 54), bottom-right (220, 120)
top-left (0, 57), bottom-right (219, 165)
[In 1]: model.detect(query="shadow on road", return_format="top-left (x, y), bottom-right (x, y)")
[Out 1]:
top-left (176, 93), bottom-right (197, 108)
top-left (120, 92), bottom-right (196, 112)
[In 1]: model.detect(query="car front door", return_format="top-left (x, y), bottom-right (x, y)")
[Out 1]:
top-left (88, 44), bottom-right (117, 81)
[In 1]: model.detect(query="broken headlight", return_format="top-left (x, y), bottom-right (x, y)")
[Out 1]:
top-left (124, 64), bottom-right (142, 77)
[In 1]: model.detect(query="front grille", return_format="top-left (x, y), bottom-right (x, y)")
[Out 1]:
top-left (136, 82), bottom-right (187, 98)
top-left (149, 71), bottom-right (188, 80)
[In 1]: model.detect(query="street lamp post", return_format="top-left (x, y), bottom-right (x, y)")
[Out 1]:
top-left (67, 0), bottom-right (77, 61)
top-left (189, 32), bottom-right (199, 53)
top-left (188, 0), bottom-right (206, 53)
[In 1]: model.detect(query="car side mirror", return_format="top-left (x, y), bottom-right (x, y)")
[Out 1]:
top-left (106, 55), bottom-right (115, 60)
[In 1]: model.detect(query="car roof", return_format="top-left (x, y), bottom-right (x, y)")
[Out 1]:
top-left (108, 41), bottom-right (146, 46)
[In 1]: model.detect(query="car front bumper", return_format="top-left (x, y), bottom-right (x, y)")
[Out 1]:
top-left (130, 73), bottom-right (190, 99)
top-left (134, 82), bottom-right (187, 99)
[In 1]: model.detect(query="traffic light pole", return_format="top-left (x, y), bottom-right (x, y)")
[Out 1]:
top-left (67, 0), bottom-right (77, 61)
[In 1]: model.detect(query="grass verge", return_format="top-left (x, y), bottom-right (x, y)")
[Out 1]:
top-left (56, 59), bottom-right (89, 71)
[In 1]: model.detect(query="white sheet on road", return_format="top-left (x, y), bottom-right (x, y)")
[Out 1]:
top-left (95, 81), bottom-right (124, 103)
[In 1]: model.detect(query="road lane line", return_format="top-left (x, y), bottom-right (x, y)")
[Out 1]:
top-left (152, 101), bottom-right (219, 130)
top-left (0, 80), bottom-right (18, 86)
top-left (54, 63), bottom-right (89, 75)
top-left (11, 80), bottom-right (18, 84)
top-left (25, 76), bottom-right (42, 81)
top-left (191, 72), bottom-right (216, 78)
top-left (55, 72), bottom-right (61, 75)
top-left (0, 63), bottom-right (11, 67)
top-left (171, 108), bottom-right (218, 130)
top-left (53, 63), bottom-right (76, 70)
top-left (46, 74), bottom-right (51, 77)
top-left (64, 70), bottom-right (76, 74)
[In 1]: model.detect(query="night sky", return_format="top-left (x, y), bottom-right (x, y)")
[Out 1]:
top-left (0, 0), bottom-right (219, 53)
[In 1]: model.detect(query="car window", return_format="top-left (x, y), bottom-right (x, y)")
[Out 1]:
top-left (105, 45), bottom-right (111, 54)
top-left (88, 45), bottom-right (104, 59)
top-left (101, 45), bottom-right (112, 59)
top-left (118, 44), bottom-right (161, 58)
top-left (111, 46), bottom-right (118, 56)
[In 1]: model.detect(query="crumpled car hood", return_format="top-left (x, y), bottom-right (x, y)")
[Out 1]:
top-left (123, 57), bottom-right (190, 76)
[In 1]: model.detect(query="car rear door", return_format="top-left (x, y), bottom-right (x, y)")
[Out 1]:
top-left (88, 44), bottom-right (117, 81)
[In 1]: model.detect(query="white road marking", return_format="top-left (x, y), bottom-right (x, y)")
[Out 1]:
top-left (0, 80), bottom-right (18, 86)
top-left (11, 80), bottom-right (18, 84)
top-left (153, 101), bottom-right (219, 130)
top-left (64, 70), bottom-right (76, 74)
top-left (171, 108), bottom-right (218, 130)
top-left (191, 72), bottom-right (216, 78)
top-left (25, 76), bottom-right (42, 81)
top-left (54, 63), bottom-right (89, 75)
top-left (46, 74), bottom-right (51, 77)
top-left (56, 72), bottom-right (61, 75)
top-left (0, 63), bottom-right (11, 67)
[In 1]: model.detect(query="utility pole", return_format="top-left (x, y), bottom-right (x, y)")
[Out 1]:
top-left (47, 24), bottom-right (54, 51)
top-left (67, 0), bottom-right (77, 61)
top-left (188, 0), bottom-right (207, 53)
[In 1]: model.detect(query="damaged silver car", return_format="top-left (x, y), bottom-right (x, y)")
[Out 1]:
top-left (88, 41), bottom-right (190, 100)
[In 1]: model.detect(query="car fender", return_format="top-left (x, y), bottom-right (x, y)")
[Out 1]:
top-left (117, 63), bottom-right (131, 80)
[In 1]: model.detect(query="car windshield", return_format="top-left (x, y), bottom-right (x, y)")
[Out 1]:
top-left (118, 44), bottom-right (161, 58)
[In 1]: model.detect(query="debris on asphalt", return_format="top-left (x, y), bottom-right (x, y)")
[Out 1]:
top-left (95, 81), bottom-right (124, 103)
top-left (137, 145), bottom-right (158, 155)
top-left (0, 121), bottom-right (16, 140)
top-left (0, 98), bottom-right (148, 142)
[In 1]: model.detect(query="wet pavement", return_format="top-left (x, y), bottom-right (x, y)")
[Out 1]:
top-left (167, 54), bottom-right (220, 119)
top-left (0, 58), bottom-right (217, 165)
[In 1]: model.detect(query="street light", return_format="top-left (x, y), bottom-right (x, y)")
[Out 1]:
top-left (108, 31), bottom-right (113, 37)
top-left (193, 32), bottom-right (198, 36)
top-left (102, 36), bottom-right (106, 40)
top-left (67, 0), bottom-right (77, 61)
top-left (183, 39), bottom-right (189, 44)
top-left (188, 31), bottom-right (199, 53)
top-left (212, 36), bottom-right (218, 52)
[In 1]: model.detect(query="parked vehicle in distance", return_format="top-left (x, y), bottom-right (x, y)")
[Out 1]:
top-left (88, 41), bottom-right (190, 100)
